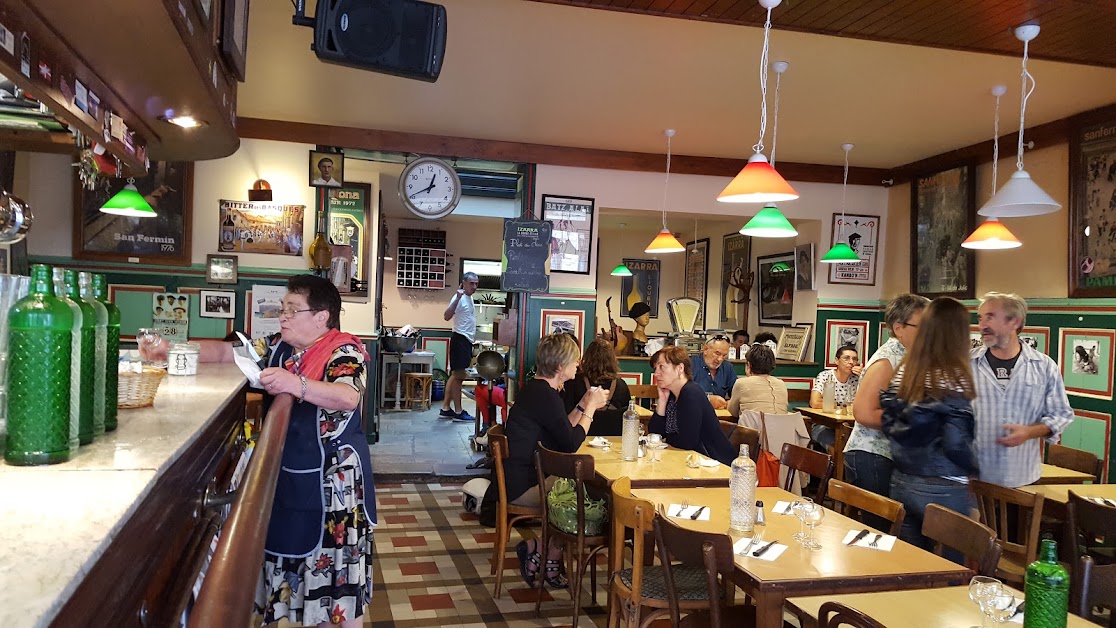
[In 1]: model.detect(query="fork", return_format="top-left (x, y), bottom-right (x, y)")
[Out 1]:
top-left (676, 499), bottom-right (690, 518)
top-left (868, 534), bottom-right (882, 548)
top-left (740, 530), bottom-right (764, 555)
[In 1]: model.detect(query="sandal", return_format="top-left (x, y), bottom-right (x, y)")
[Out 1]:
top-left (544, 558), bottom-right (569, 589)
top-left (517, 541), bottom-right (542, 586)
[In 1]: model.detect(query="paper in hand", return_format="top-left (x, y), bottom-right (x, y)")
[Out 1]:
top-left (231, 331), bottom-right (265, 388)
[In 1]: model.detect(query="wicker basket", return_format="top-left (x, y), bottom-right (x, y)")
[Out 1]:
top-left (118, 367), bottom-right (167, 409)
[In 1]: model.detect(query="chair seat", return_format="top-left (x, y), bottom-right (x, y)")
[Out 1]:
top-left (996, 557), bottom-right (1026, 585)
top-left (619, 565), bottom-right (716, 602)
top-left (507, 503), bottom-right (542, 517)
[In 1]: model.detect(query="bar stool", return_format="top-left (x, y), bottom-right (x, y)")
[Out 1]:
top-left (403, 372), bottom-right (433, 410)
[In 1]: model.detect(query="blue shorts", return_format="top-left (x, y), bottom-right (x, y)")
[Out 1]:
top-left (449, 333), bottom-right (473, 372)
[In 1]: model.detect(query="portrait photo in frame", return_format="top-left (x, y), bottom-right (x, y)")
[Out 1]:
top-left (721, 232), bottom-right (751, 324)
top-left (542, 195), bottom-right (594, 275)
top-left (200, 289), bottom-right (236, 319)
top-left (1069, 111), bottom-right (1116, 297)
top-left (794, 242), bottom-right (814, 291)
top-left (756, 252), bottom-right (794, 326)
top-left (309, 150), bottom-right (344, 188)
top-left (1058, 327), bottom-right (1115, 400)
top-left (206, 254), bottom-right (238, 284)
top-left (911, 162), bottom-right (976, 298)
top-left (824, 320), bottom-right (869, 368)
top-left (684, 238), bottom-right (709, 328)
top-left (828, 214), bottom-right (879, 286)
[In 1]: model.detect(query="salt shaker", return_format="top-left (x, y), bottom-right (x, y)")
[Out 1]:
top-left (756, 500), bottom-right (766, 525)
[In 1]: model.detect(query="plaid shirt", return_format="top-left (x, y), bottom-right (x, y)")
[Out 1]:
top-left (971, 342), bottom-right (1074, 487)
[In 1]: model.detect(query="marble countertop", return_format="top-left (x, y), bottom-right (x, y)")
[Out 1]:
top-left (0, 364), bottom-right (247, 628)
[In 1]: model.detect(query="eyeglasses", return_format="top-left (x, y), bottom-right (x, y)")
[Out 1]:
top-left (279, 307), bottom-right (315, 318)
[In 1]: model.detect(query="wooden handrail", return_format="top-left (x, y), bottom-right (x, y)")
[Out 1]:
top-left (188, 393), bottom-right (294, 627)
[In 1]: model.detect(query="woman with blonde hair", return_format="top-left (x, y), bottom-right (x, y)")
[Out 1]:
top-left (561, 337), bottom-right (631, 435)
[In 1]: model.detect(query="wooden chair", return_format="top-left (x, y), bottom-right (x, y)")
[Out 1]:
top-left (629, 384), bottom-right (659, 409)
top-left (922, 503), bottom-right (1003, 577)
top-left (787, 388), bottom-right (811, 407)
top-left (1049, 443), bottom-right (1105, 483)
top-left (1070, 555), bottom-right (1116, 626)
top-left (487, 425), bottom-right (543, 598)
top-left (607, 477), bottom-right (668, 628)
top-left (1066, 490), bottom-right (1116, 565)
top-left (826, 479), bottom-right (905, 536)
top-left (653, 514), bottom-right (756, 627)
top-left (818, 601), bottom-right (886, 628)
top-left (970, 479), bottom-right (1045, 586)
top-left (780, 442), bottom-right (835, 503)
top-left (533, 445), bottom-right (611, 624)
top-left (719, 420), bottom-right (759, 462)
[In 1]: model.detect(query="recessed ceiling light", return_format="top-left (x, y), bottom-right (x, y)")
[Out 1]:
top-left (159, 114), bottom-right (207, 129)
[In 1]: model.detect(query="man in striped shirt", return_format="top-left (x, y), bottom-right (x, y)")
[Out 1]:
top-left (971, 292), bottom-right (1073, 487)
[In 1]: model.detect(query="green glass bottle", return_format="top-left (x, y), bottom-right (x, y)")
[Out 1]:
top-left (64, 269), bottom-right (96, 446)
top-left (79, 272), bottom-right (108, 436)
top-left (91, 274), bottom-right (120, 432)
top-left (52, 267), bottom-right (83, 452)
top-left (5, 264), bottom-right (74, 465)
top-left (1024, 538), bottom-right (1069, 628)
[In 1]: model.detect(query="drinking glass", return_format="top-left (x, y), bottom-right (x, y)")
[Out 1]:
top-left (137, 327), bottom-right (166, 368)
top-left (968, 576), bottom-right (1002, 628)
top-left (802, 502), bottom-right (825, 550)
top-left (981, 588), bottom-right (1017, 624)
top-left (791, 498), bottom-right (811, 542)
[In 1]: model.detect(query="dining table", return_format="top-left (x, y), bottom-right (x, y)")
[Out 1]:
top-left (1017, 481), bottom-right (1116, 519)
top-left (575, 436), bottom-right (731, 488)
top-left (798, 406), bottom-right (854, 480)
top-left (1035, 463), bottom-right (1098, 485)
top-left (632, 404), bottom-right (733, 419)
top-left (630, 486), bottom-right (973, 627)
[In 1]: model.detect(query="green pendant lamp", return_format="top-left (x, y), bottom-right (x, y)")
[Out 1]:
top-left (611, 222), bottom-right (633, 276)
top-left (100, 178), bottom-right (156, 217)
top-left (821, 144), bottom-right (862, 264)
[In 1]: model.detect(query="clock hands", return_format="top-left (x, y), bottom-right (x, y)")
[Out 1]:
top-left (409, 174), bottom-right (438, 200)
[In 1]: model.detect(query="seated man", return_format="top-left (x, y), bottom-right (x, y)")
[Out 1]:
top-left (689, 336), bottom-right (736, 410)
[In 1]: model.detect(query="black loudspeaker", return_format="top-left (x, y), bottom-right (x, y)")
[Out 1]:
top-left (312, 0), bottom-right (447, 82)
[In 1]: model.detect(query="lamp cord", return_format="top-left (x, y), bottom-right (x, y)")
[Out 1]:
top-left (992, 91), bottom-right (1001, 193)
top-left (752, 7), bottom-right (773, 155)
top-left (661, 132), bottom-right (672, 230)
top-left (837, 146), bottom-right (850, 240)
top-left (1016, 39), bottom-right (1036, 172)
top-left (771, 66), bottom-right (782, 167)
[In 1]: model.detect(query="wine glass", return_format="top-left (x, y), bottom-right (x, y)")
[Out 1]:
top-left (968, 576), bottom-right (1002, 628)
top-left (981, 587), bottom-right (1017, 624)
top-left (791, 498), bottom-right (811, 542)
top-left (137, 327), bottom-right (166, 368)
top-left (802, 502), bottom-right (825, 550)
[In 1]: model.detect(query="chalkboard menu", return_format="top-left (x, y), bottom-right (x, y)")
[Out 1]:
top-left (501, 219), bottom-right (551, 293)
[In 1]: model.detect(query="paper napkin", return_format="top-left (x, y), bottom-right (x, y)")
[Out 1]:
top-left (841, 529), bottom-right (897, 551)
top-left (699, 457), bottom-right (721, 468)
top-left (668, 504), bottom-right (711, 520)
top-left (732, 537), bottom-right (788, 561)
top-left (772, 501), bottom-right (794, 515)
top-left (1087, 496), bottom-right (1116, 507)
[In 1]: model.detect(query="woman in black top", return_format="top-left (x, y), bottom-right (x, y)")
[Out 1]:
top-left (505, 333), bottom-right (609, 588)
top-left (561, 338), bottom-right (632, 436)
top-left (647, 345), bottom-right (736, 466)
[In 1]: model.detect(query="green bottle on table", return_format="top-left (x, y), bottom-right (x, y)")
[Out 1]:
top-left (63, 269), bottom-right (97, 446)
top-left (91, 274), bottom-right (120, 432)
top-left (52, 267), bottom-right (84, 452)
top-left (5, 264), bottom-right (74, 465)
top-left (1023, 538), bottom-right (1069, 628)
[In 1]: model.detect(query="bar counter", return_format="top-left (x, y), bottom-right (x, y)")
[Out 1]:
top-left (0, 364), bottom-right (248, 627)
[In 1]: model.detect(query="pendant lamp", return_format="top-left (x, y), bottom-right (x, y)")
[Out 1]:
top-left (100, 178), bottom-right (157, 217)
top-left (964, 85), bottom-right (1022, 250)
top-left (821, 144), bottom-right (862, 263)
top-left (978, 24), bottom-right (1060, 218)
top-left (644, 129), bottom-right (685, 253)
top-left (718, 0), bottom-right (798, 205)
top-left (611, 222), bottom-right (633, 276)
top-left (739, 61), bottom-right (798, 238)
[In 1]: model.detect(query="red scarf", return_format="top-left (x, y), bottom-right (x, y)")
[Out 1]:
top-left (284, 328), bottom-right (369, 381)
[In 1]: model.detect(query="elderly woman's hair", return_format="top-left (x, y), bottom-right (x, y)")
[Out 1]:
top-left (535, 333), bottom-right (581, 379)
top-left (980, 291), bottom-right (1028, 331)
top-left (580, 337), bottom-right (620, 384)
top-left (650, 345), bottom-right (693, 380)
top-left (746, 343), bottom-right (777, 375)
top-left (287, 274), bottom-right (342, 329)
top-left (884, 293), bottom-right (931, 330)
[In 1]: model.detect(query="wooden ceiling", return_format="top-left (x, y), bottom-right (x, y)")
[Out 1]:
top-left (527, 0), bottom-right (1116, 68)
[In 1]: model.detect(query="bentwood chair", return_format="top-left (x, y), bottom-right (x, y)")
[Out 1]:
top-left (607, 477), bottom-right (668, 628)
top-left (922, 503), bottom-right (1003, 577)
top-left (1066, 490), bottom-right (1116, 565)
top-left (1070, 555), bottom-right (1116, 626)
top-left (780, 442), bottom-right (835, 503)
top-left (487, 425), bottom-right (543, 598)
top-left (1048, 443), bottom-right (1105, 483)
top-left (718, 420), bottom-right (760, 463)
top-left (826, 479), bottom-right (905, 536)
top-left (818, 601), bottom-right (886, 628)
top-left (971, 480), bottom-right (1045, 586)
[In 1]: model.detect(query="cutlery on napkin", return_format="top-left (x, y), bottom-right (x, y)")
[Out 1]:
top-left (840, 529), bottom-right (897, 551)
top-left (846, 529), bottom-right (870, 546)
top-left (732, 537), bottom-right (787, 561)
top-left (669, 504), bottom-right (710, 520)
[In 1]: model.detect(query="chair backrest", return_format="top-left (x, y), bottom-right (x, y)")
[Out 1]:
top-left (970, 480), bottom-right (1045, 568)
top-left (1048, 443), bottom-right (1103, 483)
top-left (653, 513), bottom-right (734, 627)
top-left (818, 601), bottom-right (886, 628)
top-left (1070, 555), bottom-right (1116, 624)
top-left (718, 419), bottom-right (736, 438)
top-left (740, 410), bottom-right (811, 493)
top-left (488, 424), bottom-right (510, 515)
top-left (628, 384), bottom-right (659, 400)
top-left (1066, 490), bottom-right (1116, 564)
top-left (922, 503), bottom-right (1003, 577)
top-left (727, 423), bottom-right (760, 463)
top-left (609, 477), bottom-right (656, 605)
top-left (787, 388), bottom-right (811, 406)
top-left (534, 444), bottom-right (598, 539)
top-left (827, 479), bottom-right (906, 536)
top-left (781, 442), bottom-right (836, 502)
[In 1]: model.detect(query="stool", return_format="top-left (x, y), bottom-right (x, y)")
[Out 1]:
top-left (403, 372), bottom-right (433, 411)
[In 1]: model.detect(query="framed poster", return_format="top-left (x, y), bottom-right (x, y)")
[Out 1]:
top-left (542, 195), bottom-right (594, 274)
top-left (619, 258), bottom-right (660, 319)
top-left (218, 200), bottom-right (305, 255)
top-left (776, 325), bottom-right (812, 362)
top-left (910, 163), bottom-right (976, 298)
top-left (756, 252), bottom-right (794, 326)
top-left (324, 183), bottom-right (371, 292)
top-left (73, 161), bottom-right (192, 266)
top-left (828, 213), bottom-right (879, 286)
top-left (219, 0), bottom-right (249, 80)
top-left (684, 238), bottom-right (709, 328)
top-left (970, 325), bottom-right (1050, 354)
top-left (824, 320), bottom-right (869, 368)
top-left (200, 290), bottom-right (235, 319)
top-left (1058, 327), bottom-right (1115, 400)
top-left (540, 309), bottom-right (585, 342)
top-left (1069, 112), bottom-right (1116, 297)
top-left (721, 232), bottom-right (751, 324)
top-left (794, 242), bottom-right (814, 291)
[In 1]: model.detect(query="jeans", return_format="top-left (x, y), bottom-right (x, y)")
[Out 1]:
top-left (843, 450), bottom-right (895, 531)
top-left (810, 424), bottom-right (836, 450)
top-left (889, 470), bottom-right (974, 564)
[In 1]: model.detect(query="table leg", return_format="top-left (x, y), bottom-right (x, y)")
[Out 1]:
top-left (755, 591), bottom-right (785, 628)
top-left (834, 426), bottom-right (849, 482)
top-left (393, 354), bottom-right (403, 410)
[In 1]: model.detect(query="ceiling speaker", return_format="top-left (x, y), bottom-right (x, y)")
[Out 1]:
top-left (312, 0), bottom-right (447, 82)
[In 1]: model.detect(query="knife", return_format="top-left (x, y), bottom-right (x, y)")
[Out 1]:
top-left (1009, 601), bottom-right (1025, 620)
top-left (847, 528), bottom-right (870, 546)
top-left (1103, 498), bottom-right (1116, 508)
top-left (752, 539), bottom-right (779, 557)
top-left (690, 505), bottom-right (707, 520)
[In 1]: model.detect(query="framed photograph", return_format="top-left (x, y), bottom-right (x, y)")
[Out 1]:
top-left (684, 238), bottom-right (709, 328)
top-left (1058, 327), bottom-right (1115, 400)
top-left (309, 150), bottom-right (344, 188)
top-left (828, 213), bottom-right (880, 286)
top-left (73, 161), bottom-right (192, 266)
top-left (218, 200), bottom-right (305, 256)
top-left (756, 252), bottom-right (794, 326)
top-left (824, 320), bottom-right (869, 368)
top-left (721, 232), bottom-right (751, 324)
top-left (200, 290), bottom-right (236, 319)
top-left (619, 259), bottom-right (660, 319)
top-left (540, 309), bottom-right (585, 343)
top-left (206, 254), bottom-right (238, 284)
top-left (776, 325), bottom-right (812, 362)
top-left (910, 163), bottom-right (976, 298)
top-left (1069, 111), bottom-right (1116, 297)
top-left (542, 195), bottom-right (594, 274)
top-left (794, 242), bottom-right (814, 291)
top-left (324, 183), bottom-right (372, 293)
top-left (219, 0), bottom-right (249, 81)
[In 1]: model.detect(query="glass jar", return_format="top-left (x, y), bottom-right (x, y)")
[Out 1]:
top-left (167, 342), bottom-right (200, 376)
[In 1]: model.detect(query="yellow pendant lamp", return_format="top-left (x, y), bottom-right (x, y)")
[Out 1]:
top-left (644, 129), bottom-right (685, 254)
top-left (964, 85), bottom-right (1022, 250)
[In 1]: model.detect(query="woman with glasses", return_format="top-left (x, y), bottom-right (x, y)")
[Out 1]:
top-left (648, 345), bottom-right (735, 466)
top-left (808, 346), bottom-right (862, 450)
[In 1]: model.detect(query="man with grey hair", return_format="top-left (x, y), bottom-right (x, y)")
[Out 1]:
top-left (972, 292), bottom-right (1073, 487)
top-left (690, 335), bottom-right (736, 409)
top-left (440, 272), bottom-right (480, 421)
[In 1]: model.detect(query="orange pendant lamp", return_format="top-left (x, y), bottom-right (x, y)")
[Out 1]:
top-left (644, 129), bottom-right (685, 254)
top-left (964, 85), bottom-right (1022, 250)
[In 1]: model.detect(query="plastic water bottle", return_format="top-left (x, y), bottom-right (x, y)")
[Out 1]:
top-left (622, 399), bottom-right (640, 461)
top-left (822, 377), bottom-right (836, 412)
top-left (1024, 538), bottom-right (1068, 627)
top-left (730, 444), bottom-right (757, 532)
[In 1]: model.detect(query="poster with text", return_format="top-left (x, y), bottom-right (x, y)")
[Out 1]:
top-left (619, 258), bottom-right (660, 319)
top-left (827, 213), bottom-right (879, 286)
top-left (721, 233), bottom-right (751, 324)
top-left (219, 200), bottom-right (305, 256)
top-left (250, 284), bottom-right (287, 339)
top-left (152, 292), bottom-right (189, 342)
top-left (542, 195), bottom-right (594, 274)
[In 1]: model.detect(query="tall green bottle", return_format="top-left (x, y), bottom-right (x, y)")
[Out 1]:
top-left (5, 264), bottom-right (74, 465)
top-left (78, 272), bottom-right (108, 436)
top-left (52, 267), bottom-right (83, 452)
top-left (63, 269), bottom-right (96, 446)
top-left (1024, 538), bottom-right (1069, 628)
top-left (91, 274), bottom-right (120, 432)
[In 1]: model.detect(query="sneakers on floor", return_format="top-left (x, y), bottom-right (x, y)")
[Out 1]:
top-left (453, 410), bottom-right (475, 422)
top-left (438, 408), bottom-right (457, 419)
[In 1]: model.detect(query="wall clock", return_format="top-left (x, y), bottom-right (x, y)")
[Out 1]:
top-left (398, 156), bottom-right (461, 220)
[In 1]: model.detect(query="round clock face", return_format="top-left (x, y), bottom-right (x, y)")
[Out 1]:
top-left (398, 157), bottom-right (461, 220)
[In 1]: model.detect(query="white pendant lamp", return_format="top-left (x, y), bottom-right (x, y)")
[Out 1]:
top-left (644, 129), bottom-right (685, 254)
top-left (964, 85), bottom-right (1022, 250)
top-left (717, 0), bottom-right (799, 205)
top-left (978, 24), bottom-right (1061, 218)
top-left (739, 60), bottom-right (798, 238)
top-left (821, 144), bottom-right (862, 263)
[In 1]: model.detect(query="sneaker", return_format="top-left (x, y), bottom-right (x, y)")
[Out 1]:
top-left (454, 410), bottom-right (475, 422)
top-left (438, 408), bottom-right (457, 419)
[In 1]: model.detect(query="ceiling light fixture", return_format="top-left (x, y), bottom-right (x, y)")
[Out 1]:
top-left (821, 143), bottom-right (862, 263)
top-left (645, 129), bottom-right (686, 253)
top-left (740, 60), bottom-right (798, 238)
top-left (159, 114), bottom-right (207, 129)
top-left (717, 0), bottom-right (799, 205)
top-left (978, 24), bottom-right (1060, 218)
top-left (100, 178), bottom-right (156, 217)
top-left (965, 85), bottom-right (1022, 250)
top-left (611, 222), bottom-right (633, 276)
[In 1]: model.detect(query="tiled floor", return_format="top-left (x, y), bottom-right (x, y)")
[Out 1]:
top-left (371, 396), bottom-right (490, 478)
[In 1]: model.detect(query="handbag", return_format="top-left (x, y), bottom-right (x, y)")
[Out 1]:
top-left (756, 412), bottom-right (782, 487)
